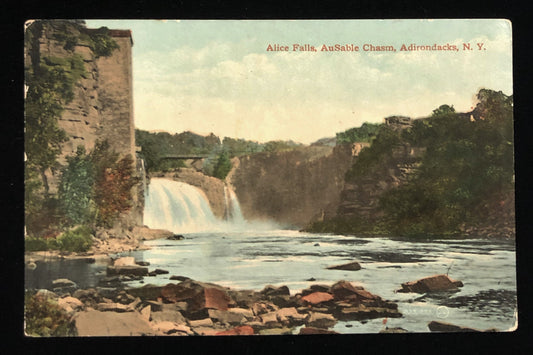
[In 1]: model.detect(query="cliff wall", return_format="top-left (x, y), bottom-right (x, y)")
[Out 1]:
top-left (228, 145), bottom-right (357, 228)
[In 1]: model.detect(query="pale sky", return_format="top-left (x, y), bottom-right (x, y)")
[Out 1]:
top-left (86, 19), bottom-right (512, 144)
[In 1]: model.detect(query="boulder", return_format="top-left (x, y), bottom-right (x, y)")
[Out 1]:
top-left (260, 311), bottom-right (281, 328)
top-left (52, 278), bottom-right (79, 295)
top-left (140, 305), bottom-right (151, 322)
top-left (74, 310), bottom-right (156, 336)
top-left (113, 256), bottom-right (135, 266)
top-left (428, 321), bottom-right (482, 332)
top-left (96, 302), bottom-right (132, 312)
top-left (131, 226), bottom-right (174, 240)
top-left (306, 312), bottom-right (337, 329)
top-left (379, 327), bottom-right (409, 333)
top-left (228, 289), bottom-right (263, 308)
top-left (160, 280), bottom-right (232, 313)
top-left (326, 261), bottom-right (361, 271)
top-left (57, 296), bottom-right (84, 313)
top-left (152, 269), bottom-right (169, 275)
top-left (268, 294), bottom-right (298, 308)
top-left (275, 307), bottom-right (308, 326)
top-left (208, 309), bottom-right (248, 325)
top-left (169, 275), bottom-right (191, 282)
top-left (216, 325), bottom-right (254, 335)
top-left (300, 292), bottom-right (334, 305)
top-left (260, 285), bottom-right (290, 297)
top-left (106, 265), bottom-right (148, 277)
top-left (126, 284), bottom-right (163, 300)
top-left (167, 234), bottom-right (185, 240)
top-left (252, 301), bottom-right (279, 316)
top-left (188, 318), bottom-right (214, 327)
top-left (301, 284), bottom-right (330, 296)
top-left (299, 327), bottom-right (339, 335)
top-left (258, 327), bottom-right (293, 335)
top-left (398, 274), bottom-right (464, 293)
top-left (151, 310), bottom-right (187, 324)
top-left (330, 280), bottom-right (377, 303)
top-left (72, 288), bottom-right (101, 306)
top-left (151, 321), bottom-right (193, 335)
top-left (136, 261), bottom-right (150, 266)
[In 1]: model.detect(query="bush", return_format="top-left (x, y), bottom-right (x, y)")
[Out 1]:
top-left (57, 226), bottom-right (93, 252)
top-left (25, 237), bottom-right (50, 252)
top-left (25, 291), bottom-right (76, 337)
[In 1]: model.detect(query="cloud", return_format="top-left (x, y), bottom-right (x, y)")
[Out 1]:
top-left (132, 31), bottom-right (512, 144)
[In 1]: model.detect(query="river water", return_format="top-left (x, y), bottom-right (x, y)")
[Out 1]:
top-left (24, 178), bottom-right (517, 334)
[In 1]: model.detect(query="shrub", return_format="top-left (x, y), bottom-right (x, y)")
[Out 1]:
top-left (24, 291), bottom-right (76, 337)
top-left (57, 225), bottom-right (94, 252)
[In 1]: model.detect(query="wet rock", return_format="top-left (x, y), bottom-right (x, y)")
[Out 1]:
top-left (52, 278), bottom-right (79, 295)
top-left (136, 261), bottom-right (150, 266)
top-left (300, 292), bottom-right (334, 306)
top-left (167, 234), bottom-right (185, 240)
top-left (334, 306), bottom-right (402, 321)
top-left (261, 285), bottom-right (290, 297)
top-left (169, 275), bottom-right (191, 282)
top-left (428, 320), bottom-right (483, 332)
top-left (326, 261), bottom-right (361, 271)
top-left (306, 312), bottom-right (337, 329)
top-left (330, 280), bottom-right (377, 304)
top-left (153, 269), bottom-right (169, 275)
top-left (216, 325), bottom-right (254, 335)
top-left (74, 310), bottom-right (156, 336)
top-left (379, 327), bottom-right (409, 333)
top-left (398, 274), bottom-right (463, 293)
top-left (299, 327), bottom-right (339, 335)
top-left (306, 278), bottom-right (316, 282)
top-left (106, 265), bottom-right (148, 277)
top-left (269, 294), bottom-right (298, 308)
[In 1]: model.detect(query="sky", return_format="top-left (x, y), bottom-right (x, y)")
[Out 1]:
top-left (86, 19), bottom-right (512, 144)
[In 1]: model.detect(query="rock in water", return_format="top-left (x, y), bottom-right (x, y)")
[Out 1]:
top-left (428, 321), bottom-right (484, 332)
top-left (326, 261), bottom-right (361, 271)
top-left (398, 274), bottom-right (463, 293)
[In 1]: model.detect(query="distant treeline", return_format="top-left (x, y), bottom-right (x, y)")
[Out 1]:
top-left (135, 130), bottom-right (303, 178)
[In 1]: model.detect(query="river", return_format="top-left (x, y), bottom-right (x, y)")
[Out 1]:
top-left (24, 178), bottom-right (517, 334)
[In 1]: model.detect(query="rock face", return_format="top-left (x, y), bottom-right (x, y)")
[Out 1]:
top-left (398, 274), bottom-right (464, 293)
top-left (228, 145), bottom-right (355, 227)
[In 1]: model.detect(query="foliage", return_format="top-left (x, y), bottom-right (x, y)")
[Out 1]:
top-left (91, 141), bottom-right (139, 228)
top-left (222, 136), bottom-right (264, 156)
top-left (25, 291), bottom-right (76, 336)
top-left (57, 225), bottom-right (94, 252)
top-left (263, 140), bottom-right (302, 153)
top-left (336, 122), bottom-right (381, 144)
top-left (58, 146), bottom-right (95, 226)
top-left (85, 27), bottom-right (120, 58)
top-left (345, 125), bottom-right (402, 180)
top-left (212, 150), bottom-right (233, 180)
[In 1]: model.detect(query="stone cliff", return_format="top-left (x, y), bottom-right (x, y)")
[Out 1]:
top-left (228, 145), bottom-right (357, 228)
top-left (26, 21), bottom-right (143, 227)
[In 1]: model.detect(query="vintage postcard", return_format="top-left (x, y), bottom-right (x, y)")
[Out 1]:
top-left (24, 19), bottom-right (515, 336)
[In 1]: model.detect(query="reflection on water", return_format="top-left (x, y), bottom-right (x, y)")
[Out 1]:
top-left (24, 231), bottom-right (517, 333)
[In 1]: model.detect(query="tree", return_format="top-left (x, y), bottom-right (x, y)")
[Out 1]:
top-left (212, 150), bottom-right (232, 180)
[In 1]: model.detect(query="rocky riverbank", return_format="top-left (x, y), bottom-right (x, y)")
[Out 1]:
top-left (25, 226), bottom-right (174, 263)
top-left (27, 276), bottom-right (402, 336)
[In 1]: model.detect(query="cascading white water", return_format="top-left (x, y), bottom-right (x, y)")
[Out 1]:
top-left (144, 178), bottom-right (248, 233)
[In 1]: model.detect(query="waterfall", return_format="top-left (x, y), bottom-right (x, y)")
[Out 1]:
top-left (144, 178), bottom-right (247, 233)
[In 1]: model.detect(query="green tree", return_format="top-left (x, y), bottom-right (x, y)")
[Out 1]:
top-left (58, 146), bottom-right (95, 226)
top-left (212, 150), bottom-right (232, 180)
